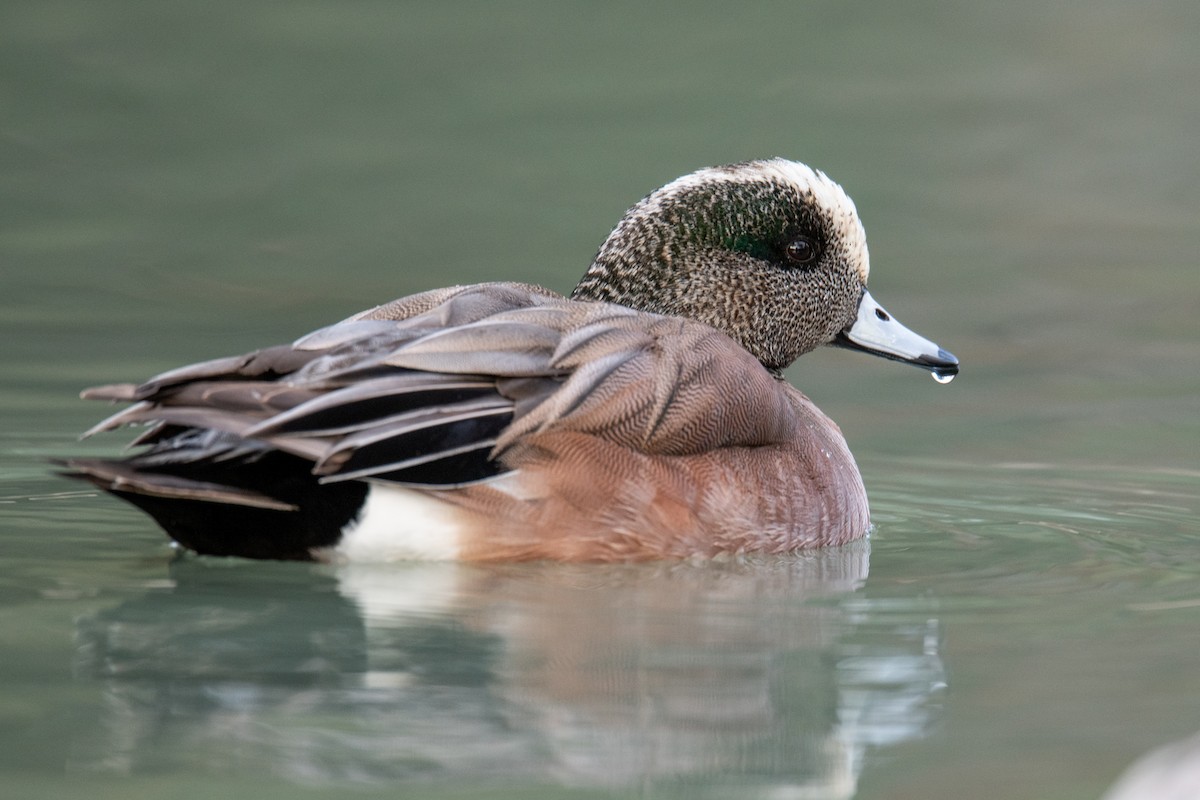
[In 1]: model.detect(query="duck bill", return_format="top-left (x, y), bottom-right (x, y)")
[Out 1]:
top-left (832, 290), bottom-right (959, 379)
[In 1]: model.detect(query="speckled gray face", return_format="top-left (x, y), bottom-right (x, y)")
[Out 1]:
top-left (573, 159), bottom-right (875, 371)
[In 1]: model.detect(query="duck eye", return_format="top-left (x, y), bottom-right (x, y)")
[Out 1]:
top-left (785, 237), bottom-right (819, 266)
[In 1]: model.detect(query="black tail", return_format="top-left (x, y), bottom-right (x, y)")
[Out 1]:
top-left (60, 442), bottom-right (367, 561)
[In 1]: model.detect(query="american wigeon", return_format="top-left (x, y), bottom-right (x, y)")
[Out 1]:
top-left (66, 159), bottom-right (958, 562)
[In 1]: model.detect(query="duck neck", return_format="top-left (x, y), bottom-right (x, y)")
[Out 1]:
top-left (570, 216), bottom-right (675, 312)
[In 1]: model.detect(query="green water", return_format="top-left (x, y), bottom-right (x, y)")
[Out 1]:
top-left (3, 2), bottom-right (1199, 798)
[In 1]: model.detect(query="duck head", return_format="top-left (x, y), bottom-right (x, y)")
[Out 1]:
top-left (572, 158), bottom-right (958, 380)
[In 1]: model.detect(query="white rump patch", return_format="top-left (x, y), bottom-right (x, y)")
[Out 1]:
top-left (329, 484), bottom-right (463, 562)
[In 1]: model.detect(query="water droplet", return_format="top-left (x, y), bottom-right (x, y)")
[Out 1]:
top-left (931, 371), bottom-right (955, 385)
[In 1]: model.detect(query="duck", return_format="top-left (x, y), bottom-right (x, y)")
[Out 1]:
top-left (65, 159), bottom-right (958, 562)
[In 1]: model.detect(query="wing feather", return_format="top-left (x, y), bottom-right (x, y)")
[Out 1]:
top-left (78, 282), bottom-right (797, 495)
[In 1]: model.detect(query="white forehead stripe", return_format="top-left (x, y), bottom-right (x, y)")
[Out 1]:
top-left (649, 159), bottom-right (871, 282)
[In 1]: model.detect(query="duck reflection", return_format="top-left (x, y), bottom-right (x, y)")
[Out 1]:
top-left (73, 543), bottom-right (944, 797)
